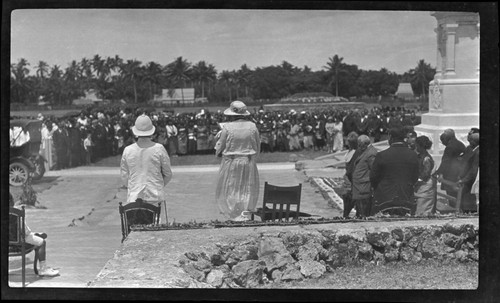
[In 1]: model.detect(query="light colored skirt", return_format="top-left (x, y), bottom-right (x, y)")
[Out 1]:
top-left (215, 155), bottom-right (259, 219)
top-left (414, 179), bottom-right (436, 216)
top-left (333, 132), bottom-right (343, 151)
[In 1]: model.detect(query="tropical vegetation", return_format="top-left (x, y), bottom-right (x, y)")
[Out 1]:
top-left (10, 54), bottom-right (435, 105)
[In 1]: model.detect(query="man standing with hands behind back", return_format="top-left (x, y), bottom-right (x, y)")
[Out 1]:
top-left (351, 135), bottom-right (378, 218)
top-left (433, 128), bottom-right (466, 201)
top-left (370, 127), bottom-right (419, 216)
top-left (121, 114), bottom-right (173, 223)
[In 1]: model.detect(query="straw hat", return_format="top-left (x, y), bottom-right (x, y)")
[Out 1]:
top-left (132, 114), bottom-right (155, 137)
top-left (223, 101), bottom-right (250, 116)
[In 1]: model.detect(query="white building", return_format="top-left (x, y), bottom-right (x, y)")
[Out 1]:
top-left (395, 83), bottom-right (415, 101)
top-left (72, 89), bottom-right (109, 106)
top-left (151, 88), bottom-right (207, 106)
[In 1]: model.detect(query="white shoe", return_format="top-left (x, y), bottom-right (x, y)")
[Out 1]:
top-left (39, 267), bottom-right (59, 277)
top-left (231, 214), bottom-right (249, 222)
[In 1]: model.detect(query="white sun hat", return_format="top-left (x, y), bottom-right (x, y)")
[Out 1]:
top-left (223, 100), bottom-right (251, 116)
top-left (132, 114), bottom-right (156, 137)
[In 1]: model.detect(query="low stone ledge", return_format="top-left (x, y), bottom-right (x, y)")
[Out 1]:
top-left (88, 218), bottom-right (478, 288)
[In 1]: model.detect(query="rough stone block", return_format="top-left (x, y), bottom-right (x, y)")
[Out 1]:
top-left (258, 237), bottom-right (288, 257)
top-left (298, 260), bottom-right (326, 278)
top-left (357, 243), bottom-right (373, 261)
top-left (232, 260), bottom-right (265, 288)
top-left (281, 264), bottom-right (303, 281)
top-left (206, 269), bottom-right (224, 288)
top-left (297, 242), bottom-right (320, 261)
top-left (261, 252), bottom-right (294, 272)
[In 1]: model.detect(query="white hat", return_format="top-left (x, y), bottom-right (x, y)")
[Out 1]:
top-left (132, 114), bottom-right (155, 137)
top-left (224, 101), bottom-right (250, 116)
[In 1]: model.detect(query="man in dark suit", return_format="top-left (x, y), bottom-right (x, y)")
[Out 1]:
top-left (370, 127), bottom-right (419, 216)
top-left (351, 135), bottom-right (378, 217)
top-left (457, 131), bottom-right (479, 213)
top-left (434, 128), bottom-right (466, 198)
top-left (52, 122), bottom-right (70, 170)
top-left (67, 119), bottom-right (83, 168)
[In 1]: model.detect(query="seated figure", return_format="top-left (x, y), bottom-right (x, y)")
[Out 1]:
top-left (10, 193), bottom-right (59, 277)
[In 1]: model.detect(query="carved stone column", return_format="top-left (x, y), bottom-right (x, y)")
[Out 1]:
top-left (415, 12), bottom-right (479, 158)
top-left (444, 23), bottom-right (459, 77)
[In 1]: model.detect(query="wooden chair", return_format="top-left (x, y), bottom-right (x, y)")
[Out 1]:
top-left (119, 199), bottom-right (161, 242)
top-left (251, 182), bottom-right (302, 222)
top-left (9, 206), bottom-right (40, 287)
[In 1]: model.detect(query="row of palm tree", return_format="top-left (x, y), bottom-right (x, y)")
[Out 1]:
top-left (10, 54), bottom-right (435, 106)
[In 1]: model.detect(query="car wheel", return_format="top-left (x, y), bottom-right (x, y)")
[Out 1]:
top-left (9, 162), bottom-right (29, 186)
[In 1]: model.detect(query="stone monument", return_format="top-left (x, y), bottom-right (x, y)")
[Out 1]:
top-left (415, 12), bottom-right (479, 157)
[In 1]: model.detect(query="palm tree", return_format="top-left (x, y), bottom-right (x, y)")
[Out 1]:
top-left (410, 59), bottom-right (434, 98)
top-left (165, 57), bottom-right (192, 102)
top-left (192, 61), bottom-right (216, 99)
top-left (79, 57), bottom-right (93, 90)
top-left (92, 54), bottom-right (105, 79)
top-left (206, 64), bottom-right (217, 99)
top-left (48, 65), bottom-right (63, 104)
top-left (219, 70), bottom-right (234, 101)
top-left (142, 61), bottom-right (163, 101)
top-left (64, 60), bottom-right (81, 82)
top-left (237, 64), bottom-right (252, 98)
top-left (121, 59), bottom-right (143, 103)
top-left (10, 58), bottom-right (32, 104)
top-left (64, 60), bottom-right (83, 101)
top-left (323, 55), bottom-right (345, 97)
top-left (35, 61), bottom-right (49, 85)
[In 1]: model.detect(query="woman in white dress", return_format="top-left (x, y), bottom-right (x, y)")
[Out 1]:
top-left (332, 116), bottom-right (344, 152)
top-left (215, 101), bottom-right (260, 221)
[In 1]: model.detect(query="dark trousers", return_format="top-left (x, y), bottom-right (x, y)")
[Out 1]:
top-left (55, 149), bottom-right (68, 169)
top-left (354, 198), bottom-right (372, 218)
top-left (342, 192), bottom-right (355, 218)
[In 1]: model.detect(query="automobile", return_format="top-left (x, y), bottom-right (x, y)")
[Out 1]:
top-left (9, 119), bottom-right (47, 186)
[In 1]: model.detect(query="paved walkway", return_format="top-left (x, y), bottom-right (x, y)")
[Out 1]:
top-left (8, 161), bottom-right (343, 288)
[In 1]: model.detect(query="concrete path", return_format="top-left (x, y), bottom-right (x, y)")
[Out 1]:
top-left (8, 161), bottom-right (342, 288)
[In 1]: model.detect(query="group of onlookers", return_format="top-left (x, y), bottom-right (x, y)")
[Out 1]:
top-left (12, 104), bottom-right (421, 172)
top-left (11, 103), bottom-right (478, 218)
top-left (342, 126), bottom-right (479, 218)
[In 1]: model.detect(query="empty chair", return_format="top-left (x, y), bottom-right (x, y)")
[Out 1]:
top-left (119, 198), bottom-right (161, 242)
top-left (9, 206), bottom-right (40, 287)
top-left (252, 182), bottom-right (302, 222)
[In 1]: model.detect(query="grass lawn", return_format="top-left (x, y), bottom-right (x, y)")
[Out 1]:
top-left (261, 259), bottom-right (478, 289)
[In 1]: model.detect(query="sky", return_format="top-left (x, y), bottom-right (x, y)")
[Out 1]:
top-left (11, 9), bottom-right (438, 75)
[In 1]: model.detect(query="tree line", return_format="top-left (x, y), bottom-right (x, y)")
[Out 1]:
top-left (10, 54), bottom-right (435, 106)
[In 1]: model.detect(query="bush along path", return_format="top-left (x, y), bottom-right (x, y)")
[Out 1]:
top-left (177, 223), bottom-right (478, 288)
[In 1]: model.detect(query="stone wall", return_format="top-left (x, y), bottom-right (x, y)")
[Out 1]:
top-left (178, 223), bottom-right (478, 288)
top-left (88, 218), bottom-right (478, 288)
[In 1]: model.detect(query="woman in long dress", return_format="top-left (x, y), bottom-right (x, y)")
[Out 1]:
top-left (196, 118), bottom-right (210, 153)
top-left (324, 116), bottom-right (336, 153)
top-left (215, 101), bottom-right (260, 221)
top-left (176, 120), bottom-right (188, 155)
top-left (414, 135), bottom-right (436, 216)
top-left (332, 116), bottom-right (344, 152)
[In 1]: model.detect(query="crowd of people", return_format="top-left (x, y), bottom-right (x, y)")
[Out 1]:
top-left (342, 126), bottom-right (480, 217)
top-left (11, 102), bottom-right (477, 217)
top-left (11, 104), bottom-right (421, 171)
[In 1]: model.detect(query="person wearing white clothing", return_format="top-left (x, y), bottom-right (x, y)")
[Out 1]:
top-left (165, 120), bottom-right (179, 157)
top-left (120, 114), bottom-right (173, 223)
top-left (215, 101), bottom-right (260, 221)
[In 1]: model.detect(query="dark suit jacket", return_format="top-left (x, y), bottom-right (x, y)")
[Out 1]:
top-left (458, 145), bottom-right (479, 211)
top-left (435, 137), bottom-right (466, 193)
top-left (352, 145), bottom-right (378, 200)
top-left (370, 142), bottom-right (419, 215)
